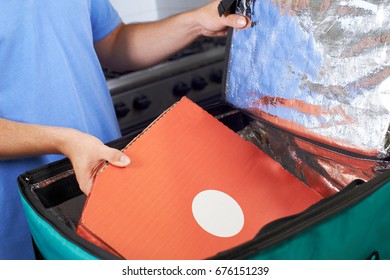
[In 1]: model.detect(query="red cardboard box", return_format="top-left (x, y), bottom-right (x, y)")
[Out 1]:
top-left (77, 97), bottom-right (322, 259)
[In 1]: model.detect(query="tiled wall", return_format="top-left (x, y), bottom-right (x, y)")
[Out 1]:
top-left (110, 0), bottom-right (212, 23)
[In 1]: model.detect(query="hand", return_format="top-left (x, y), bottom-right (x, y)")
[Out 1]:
top-left (190, 0), bottom-right (251, 37)
top-left (59, 129), bottom-right (130, 195)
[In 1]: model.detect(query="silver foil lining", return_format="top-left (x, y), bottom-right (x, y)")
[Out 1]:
top-left (238, 120), bottom-right (390, 197)
top-left (226, 0), bottom-right (390, 158)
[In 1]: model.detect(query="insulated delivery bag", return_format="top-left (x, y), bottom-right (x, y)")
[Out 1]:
top-left (18, 0), bottom-right (390, 260)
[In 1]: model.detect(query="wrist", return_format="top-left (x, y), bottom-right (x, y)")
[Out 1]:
top-left (180, 9), bottom-right (203, 37)
top-left (51, 127), bottom-right (80, 158)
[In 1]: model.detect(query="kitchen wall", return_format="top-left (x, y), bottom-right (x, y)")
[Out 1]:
top-left (109, 0), bottom-right (212, 23)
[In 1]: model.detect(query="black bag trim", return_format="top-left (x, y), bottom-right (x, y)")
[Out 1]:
top-left (18, 177), bottom-right (121, 260)
top-left (17, 105), bottom-right (246, 260)
top-left (17, 131), bottom-right (143, 260)
top-left (218, 0), bottom-right (236, 16)
top-left (220, 14), bottom-right (390, 258)
top-left (18, 110), bottom-right (390, 260)
top-left (209, 171), bottom-right (390, 259)
top-left (217, 1), bottom-right (390, 258)
top-left (20, 166), bottom-right (390, 260)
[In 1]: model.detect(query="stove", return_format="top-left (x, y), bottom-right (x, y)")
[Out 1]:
top-left (105, 37), bottom-right (226, 135)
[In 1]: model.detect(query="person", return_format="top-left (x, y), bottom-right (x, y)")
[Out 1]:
top-left (0, 0), bottom-right (250, 260)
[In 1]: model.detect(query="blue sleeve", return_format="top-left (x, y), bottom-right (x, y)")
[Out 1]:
top-left (90, 0), bottom-right (123, 42)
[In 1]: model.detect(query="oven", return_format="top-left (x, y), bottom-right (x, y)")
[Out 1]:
top-left (105, 37), bottom-right (226, 135)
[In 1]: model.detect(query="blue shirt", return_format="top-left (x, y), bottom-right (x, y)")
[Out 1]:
top-left (0, 0), bottom-right (122, 259)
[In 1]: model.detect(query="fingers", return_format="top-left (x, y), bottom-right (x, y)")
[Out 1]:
top-left (193, 0), bottom-right (251, 37)
top-left (73, 146), bottom-right (130, 196)
top-left (61, 129), bottom-right (131, 195)
top-left (224, 14), bottom-right (250, 29)
top-left (76, 148), bottom-right (130, 196)
top-left (104, 147), bottom-right (131, 167)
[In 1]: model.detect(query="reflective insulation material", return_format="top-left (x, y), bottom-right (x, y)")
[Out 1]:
top-left (238, 121), bottom-right (390, 196)
top-left (226, 0), bottom-right (390, 159)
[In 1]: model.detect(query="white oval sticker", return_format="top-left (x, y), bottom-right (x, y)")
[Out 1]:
top-left (192, 190), bottom-right (244, 238)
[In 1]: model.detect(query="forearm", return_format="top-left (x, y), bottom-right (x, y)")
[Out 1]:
top-left (95, 0), bottom-right (249, 72)
top-left (0, 118), bottom-right (130, 195)
top-left (100, 12), bottom-right (200, 71)
top-left (0, 118), bottom-right (70, 159)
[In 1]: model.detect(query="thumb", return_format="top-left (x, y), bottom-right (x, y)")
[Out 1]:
top-left (224, 14), bottom-right (250, 29)
top-left (105, 147), bottom-right (131, 167)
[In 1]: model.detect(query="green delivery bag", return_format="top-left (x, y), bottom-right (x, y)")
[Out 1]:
top-left (18, 0), bottom-right (390, 259)
top-left (17, 105), bottom-right (390, 260)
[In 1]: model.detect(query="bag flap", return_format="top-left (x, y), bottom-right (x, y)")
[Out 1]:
top-left (223, 0), bottom-right (390, 159)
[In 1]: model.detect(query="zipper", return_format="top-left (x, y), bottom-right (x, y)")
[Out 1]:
top-left (22, 132), bottom-right (139, 187)
top-left (28, 169), bottom-right (75, 191)
top-left (23, 159), bottom-right (73, 187)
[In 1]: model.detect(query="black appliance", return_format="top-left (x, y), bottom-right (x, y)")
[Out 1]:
top-left (104, 36), bottom-right (226, 135)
